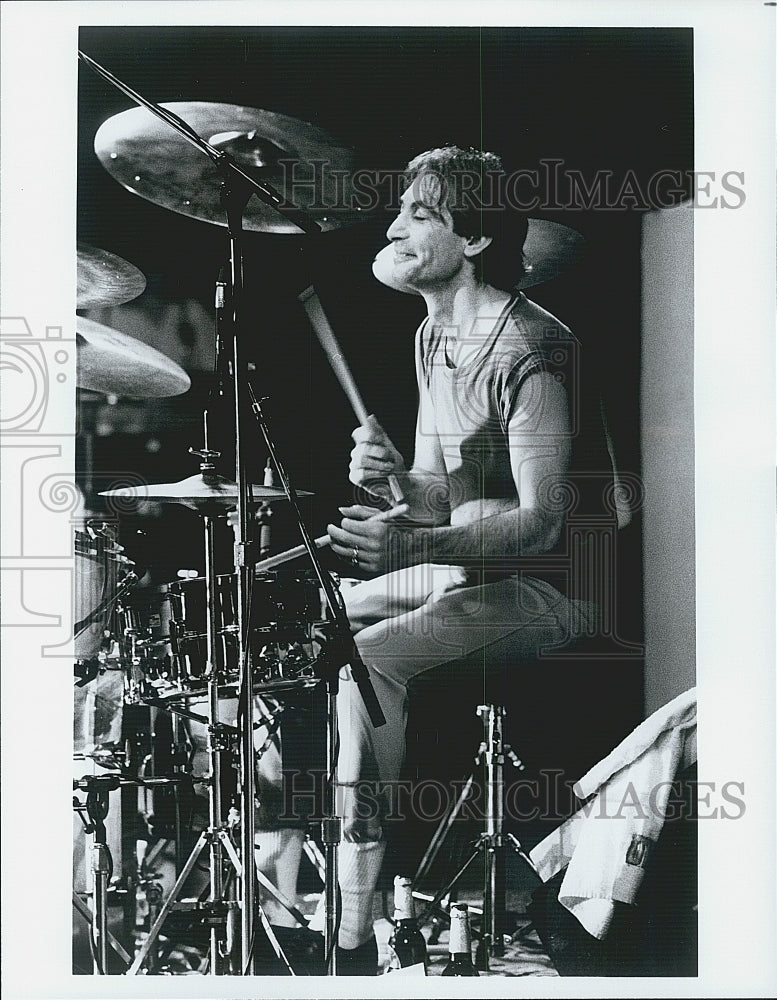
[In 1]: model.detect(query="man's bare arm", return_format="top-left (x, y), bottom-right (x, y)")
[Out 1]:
top-left (349, 378), bottom-right (451, 524)
top-left (330, 373), bottom-right (571, 573)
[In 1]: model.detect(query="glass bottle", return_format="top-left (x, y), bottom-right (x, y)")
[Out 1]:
top-left (441, 903), bottom-right (479, 976)
top-left (386, 875), bottom-right (429, 972)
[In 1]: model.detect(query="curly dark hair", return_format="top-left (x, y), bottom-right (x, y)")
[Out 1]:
top-left (403, 145), bottom-right (528, 291)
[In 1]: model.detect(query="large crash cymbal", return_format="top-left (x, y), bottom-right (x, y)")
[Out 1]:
top-left (94, 102), bottom-right (361, 233)
top-left (77, 316), bottom-right (191, 398)
top-left (372, 219), bottom-right (586, 293)
top-left (77, 244), bottom-right (147, 309)
top-left (100, 473), bottom-right (312, 511)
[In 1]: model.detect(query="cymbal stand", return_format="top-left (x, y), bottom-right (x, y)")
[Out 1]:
top-left (78, 49), bottom-right (387, 975)
top-left (123, 621), bottom-right (293, 974)
top-left (126, 424), bottom-right (294, 975)
top-left (220, 171), bottom-right (262, 973)
top-left (187, 418), bottom-right (230, 973)
top-left (413, 704), bottom-right (536, 970)
top-left (72, 774), bottom-right (115, 973)
top-left (72, 889), bottom-right (132, 969)
top-left (207, 223), bottom-right (259, 969)
top-left (247, 385), bottom-right (387, 975)
top-left (73, 772), bottom-right (193, 974)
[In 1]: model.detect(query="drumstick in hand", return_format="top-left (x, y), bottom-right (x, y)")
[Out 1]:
top-left (253, 504), bottom-right (409, 573)
top-left (299, 285), bottom-right (405, 505)
top-left (254, 532), bottom-right (331, 572)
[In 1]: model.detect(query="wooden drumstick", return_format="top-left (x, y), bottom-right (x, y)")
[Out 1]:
top-left (253, 504), bottom-right (409, 572)
top-left (299, 285), bottom-right (405, 505)
top-left (255, 533), bottom-right (331, 572)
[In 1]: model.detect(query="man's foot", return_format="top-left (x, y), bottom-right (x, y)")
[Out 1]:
top-left (252, 924), bottom-right (325, 976)
top-left (335, 933), bottom-right (379, 975)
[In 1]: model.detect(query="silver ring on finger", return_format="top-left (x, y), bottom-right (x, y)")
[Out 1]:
top-left (351, 546), bottom-right (359, 567)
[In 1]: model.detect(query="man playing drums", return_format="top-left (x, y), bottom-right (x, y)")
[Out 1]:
top-left (325, 145), bottom-right (603, 972)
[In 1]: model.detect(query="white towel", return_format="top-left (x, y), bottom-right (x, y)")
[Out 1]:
top-left (530, 687), bottom-right (697, 939)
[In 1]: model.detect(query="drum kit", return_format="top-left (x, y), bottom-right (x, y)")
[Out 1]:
top-left (72, 47), bottom-right (390, 979)
top-left (72, 48), bottom-right (585, 978)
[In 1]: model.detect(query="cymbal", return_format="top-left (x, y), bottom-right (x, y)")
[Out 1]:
top-left (77, 316), bottom-right (191, 398)
top-left (100, 473), bottom-right (312, 511)
top-left (77, 243), bottom-right (147, 308)
top-left (519, 219), bottom-right (586, 288)
top-left (94, 102), bottom-right (361, 233)
top-left (372, 219), bottom-right (586, 293)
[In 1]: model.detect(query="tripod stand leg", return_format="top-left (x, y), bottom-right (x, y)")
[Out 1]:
top-left (253, 898), bottom-right (297, 976)
top-left (126, 830), bottom-right (210, 975)
top-left (215, 831), bottom-right (297, 975)
top-left (414, 773), bottom-right (475, 887)
top-left (254, 869), bottom-right (310, 928)
top-left (73, 892), bottom-right (132, 966)
top-left (506, 832), bottom-right (540, 877)
top-left (303, 834), bottom-right (326, 883)
top-left (415, 841), bottom-right (484, 927)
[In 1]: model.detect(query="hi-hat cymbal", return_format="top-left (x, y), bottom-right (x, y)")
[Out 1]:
top-left (77, 316), bottom-right (191, 398)
top-left (372, 219), bottom-right (586, 293)
top-left (94, 102), bottom-right (362, 233)
top-left (77, 244), bottom-right (147, 309)
top-left (100, 473), bottom-right (312, 511)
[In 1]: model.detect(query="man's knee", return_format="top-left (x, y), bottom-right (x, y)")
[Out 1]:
top-left (342, 816), bottom-right (383, 843)
top-left (338, 779), bottom-right (384, 842)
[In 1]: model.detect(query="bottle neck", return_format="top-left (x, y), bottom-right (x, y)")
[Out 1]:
top-left (393, 879), bottom-right (416, 922)
top-left (448, 910), bottom-right (471, 955)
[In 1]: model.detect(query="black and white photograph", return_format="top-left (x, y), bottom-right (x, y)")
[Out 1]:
top-left (1, 2), bottom-right (775, 997)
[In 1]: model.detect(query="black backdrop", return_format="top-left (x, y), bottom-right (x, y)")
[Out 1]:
top-left (76, 24), bottom-right (693, 591)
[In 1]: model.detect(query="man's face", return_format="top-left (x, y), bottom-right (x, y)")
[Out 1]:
top-left (385, 175), bottom-right (468, 290)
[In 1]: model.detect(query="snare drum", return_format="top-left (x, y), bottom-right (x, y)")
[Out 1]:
top-left (166, 570), bottom-right (322, 691)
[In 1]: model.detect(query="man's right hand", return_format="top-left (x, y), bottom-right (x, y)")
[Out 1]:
top-left (349, 415), bottom-right (406, 491)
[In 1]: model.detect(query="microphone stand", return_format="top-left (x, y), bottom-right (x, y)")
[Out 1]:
top-left (79, 49), bottom-right (386, 976)
top-left (247, 386), bottom-right (386, 975)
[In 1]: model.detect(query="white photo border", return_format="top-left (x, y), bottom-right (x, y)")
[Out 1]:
top-left (1, 1), bottom-right (774, 997)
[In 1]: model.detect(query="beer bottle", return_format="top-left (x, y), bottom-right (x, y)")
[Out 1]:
top-left (441, 903), bottom-right (479, 977)
top-left (386, 875), bottom-right (429, 972)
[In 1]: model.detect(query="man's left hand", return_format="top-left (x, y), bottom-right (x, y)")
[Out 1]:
top-left (327, 503), bottom-right (411, 575)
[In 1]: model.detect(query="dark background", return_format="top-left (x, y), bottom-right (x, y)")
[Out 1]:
top-left (77, 25), bottom-right (693, 585)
